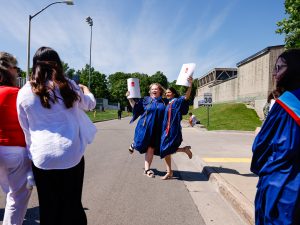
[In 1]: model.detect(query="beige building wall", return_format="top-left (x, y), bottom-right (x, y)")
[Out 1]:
top-left (211, 78), bottom-right (238, 103)
top-left (193, 46), bottom-right (285, 118)
top-left (237, 53), bottom-right (270, 102)
top-left (193, 84), bottom-right (211, 108)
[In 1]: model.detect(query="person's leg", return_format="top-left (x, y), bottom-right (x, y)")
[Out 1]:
top-left (0, 148), bottom-right (32, 225)
top-left (60, 157), bottom-right (87, 225)
top-left (177, 146), bottom-right (193, 159)
top-left (144, 147), bottom-right (155, 178)
top-left (161, 155), bottom-right (173, 180)
top-left (32, 164), bottom-right (60, 225)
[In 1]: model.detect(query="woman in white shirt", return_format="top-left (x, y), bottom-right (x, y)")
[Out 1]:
top-left (17, 47), bottom-right (96, 225)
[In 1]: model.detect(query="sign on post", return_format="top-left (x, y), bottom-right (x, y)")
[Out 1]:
top-left (203, 93), bottom-right (212, 106)
top-left (198, 93), bottom-right (212, 127)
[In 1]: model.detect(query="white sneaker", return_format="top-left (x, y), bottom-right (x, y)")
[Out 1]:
top-left (26, 174), bottom-right (35, 190)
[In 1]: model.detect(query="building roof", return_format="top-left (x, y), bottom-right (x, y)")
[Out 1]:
top-left (198, 67), bottom-right (237, 79)
top-left (236, 45), bottom-right (284, 67)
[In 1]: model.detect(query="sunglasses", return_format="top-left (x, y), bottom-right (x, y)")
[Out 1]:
top-left (275, 64), bottom-right (287, 73)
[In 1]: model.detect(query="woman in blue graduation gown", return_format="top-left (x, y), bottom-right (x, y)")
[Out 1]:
top-left (127, 83), bottom-right (167, 178)
top-left (251, 49), bottom-right (300, 225)
top-left (160, 77), bottom-right (193, 180)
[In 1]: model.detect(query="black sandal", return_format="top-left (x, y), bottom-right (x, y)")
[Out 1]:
top-left (128, 143), bottom-right (134, 154)
top-left (144, 169), bottom-right (155, 178)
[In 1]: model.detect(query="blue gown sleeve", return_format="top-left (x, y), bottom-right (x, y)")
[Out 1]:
top-left (177, 96), bottom-right (189, 115)
top-left (130, 98), bottom-right (145, 123)
top-left (250, 102), bottom-right (300, 176)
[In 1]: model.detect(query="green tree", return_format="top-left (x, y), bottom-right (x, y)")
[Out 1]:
top-left (149, 71), bottom-right (168, 89)
top-left (91, 71), bottom-right (110, 99)
top-left (107, 72), bottom-right (131, 107)
top-left (78, 64), bottom-right (109, 99)
top-left (276, 0), bottom-right (300, 48)
top-left (168, 78), bottom-right (198, 104)
top-left (61, 61), bottom-right (76, 79)
top-left (168, 80), bottom-right (184, 95)
top-left (130, 72), bottom-right (151, 97)
top-left (19, 70), bottom-right (26, 78)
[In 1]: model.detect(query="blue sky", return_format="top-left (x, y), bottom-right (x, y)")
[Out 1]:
top-left (0, 0), bottom-right (285, 81)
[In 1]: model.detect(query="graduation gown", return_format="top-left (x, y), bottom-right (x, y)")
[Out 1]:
top-left (130, 96), bottom-right (167, 154)
top-left (250, 88), bottom-right (300, 225)
top-left (160, 96), bottom-right (189, 158)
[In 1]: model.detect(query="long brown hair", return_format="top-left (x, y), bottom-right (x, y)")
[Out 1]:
top-left (30, 47), bottom-right (79, 109)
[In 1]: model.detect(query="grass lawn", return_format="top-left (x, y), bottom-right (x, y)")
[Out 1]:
top-left (86, 109), bottom-right (130, 123)
top-left (185, 103), bottom-right (262, 131)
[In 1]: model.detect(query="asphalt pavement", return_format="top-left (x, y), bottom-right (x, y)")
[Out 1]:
top-left (0, 117), bottom-right (256, 225)
top-left (178, 121), bottom-right (257, 225)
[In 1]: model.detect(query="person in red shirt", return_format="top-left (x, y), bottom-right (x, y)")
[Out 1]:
top-left (0, 52), bottom-right (32, 225)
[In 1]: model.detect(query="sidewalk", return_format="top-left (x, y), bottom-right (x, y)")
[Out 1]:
top-left (176, 122), bottom-right (257, 225)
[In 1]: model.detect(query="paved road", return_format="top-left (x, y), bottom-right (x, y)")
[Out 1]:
top-left (1, 117), bottom-right (206, 225)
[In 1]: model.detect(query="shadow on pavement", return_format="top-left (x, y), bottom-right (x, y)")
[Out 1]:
top-left (0, 206), bottom-right (40, 225)
top-left (202, 166), bottom-right (257, 178)
top-left (23, 206), bottom-right (40, 225)
top-left (152, 166), bottom-right (257, 182)
top-left (152, 169), bottom-right (209, 181)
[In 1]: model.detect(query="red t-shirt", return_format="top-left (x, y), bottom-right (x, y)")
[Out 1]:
top-left (0, 86), bottom-right (26, 147)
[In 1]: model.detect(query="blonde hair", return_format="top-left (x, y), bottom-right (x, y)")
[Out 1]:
top-left (149, 83), bottom-right (166, 97)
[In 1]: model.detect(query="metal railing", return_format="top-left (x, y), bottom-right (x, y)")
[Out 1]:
top-left (17, 77), bottom-right (26, 88)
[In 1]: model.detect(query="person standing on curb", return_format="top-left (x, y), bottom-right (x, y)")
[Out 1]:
top-left (160, 77), bottom-right (193, 180)
top-left (0, 52), bottom-right (32, 225)
top-left (251, 49), bottom-right (300, 225)
top-left (17, 47), bottom-right (96, 225)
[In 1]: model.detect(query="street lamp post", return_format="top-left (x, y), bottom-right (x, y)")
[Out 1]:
top-left (26, 0), bottom-right (74, 81)
top-left (86, 16), bottom-right (93, 89)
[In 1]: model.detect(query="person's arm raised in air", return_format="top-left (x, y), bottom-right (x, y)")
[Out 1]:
top-left (126, 91), bottom-right (135, 108)
top-left (78, 83), bottom-right (96, 111)
top-left (185, 76), bottom-right (193, 100)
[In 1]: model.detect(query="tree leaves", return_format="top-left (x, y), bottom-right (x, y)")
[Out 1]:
top-left (276, 0), bottom-right (300, 48)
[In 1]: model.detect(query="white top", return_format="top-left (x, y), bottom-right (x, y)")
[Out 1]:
top-left (17, 80), bottom-right (96, 170)
top-left (190, 115), bottom-right (197, 126)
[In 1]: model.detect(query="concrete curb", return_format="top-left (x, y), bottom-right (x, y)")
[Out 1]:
top-left (192, 155), bottom-right (255, 225)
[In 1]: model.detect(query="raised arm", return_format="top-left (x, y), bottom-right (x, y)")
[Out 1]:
top-left (78, 84), bottom-right (96, 111)
top-left (126, 91), bottom-right (136, 108)
top-left (185, 76), bottom-right (193, 100)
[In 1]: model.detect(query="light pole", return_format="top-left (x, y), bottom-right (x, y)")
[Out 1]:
top-left (26, 0), bottom-right (74, 81)
top-left (86, 16), bottom-right (93, 89)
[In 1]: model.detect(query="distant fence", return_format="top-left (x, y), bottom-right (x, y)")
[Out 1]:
top-left (17, 77), bottom-right (26, 87)
top-left (96, 98), bottom-right (119, 111)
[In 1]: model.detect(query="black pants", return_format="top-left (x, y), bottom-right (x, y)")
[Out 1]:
top-left (32, 157), bottom-right (87, 225)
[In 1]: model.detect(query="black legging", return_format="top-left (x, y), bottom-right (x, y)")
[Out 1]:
top-left (32, 157), bottom-right (87, 225)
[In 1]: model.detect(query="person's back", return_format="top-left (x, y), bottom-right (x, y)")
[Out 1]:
top-left (18, 81), bottom-right (89, 168)
top-left (0, 86), bottom-right (26, 147)
top-left (0, 51), bottom-right (32, 225)
top-left (189, 112), bottom-right (198, 127)
top-left (17, 46), bottom-right (96, 225)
